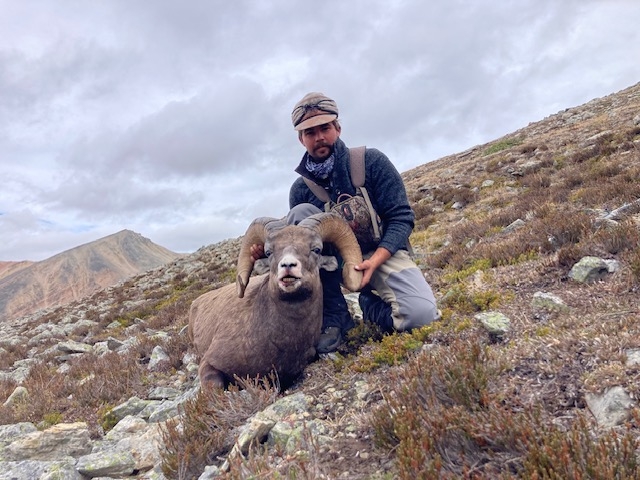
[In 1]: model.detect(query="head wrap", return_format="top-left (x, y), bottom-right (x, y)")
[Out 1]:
top-left (291, 92), bottom-right (338, 131)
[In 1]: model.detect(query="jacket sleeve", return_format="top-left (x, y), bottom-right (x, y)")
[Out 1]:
top-left (364, 148), bottom-right (414, 255)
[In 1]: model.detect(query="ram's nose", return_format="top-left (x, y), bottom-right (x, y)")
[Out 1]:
top-left (278, 254), bottom-right (303, 277)
top-left (280, 258), bottom-right (298, 270)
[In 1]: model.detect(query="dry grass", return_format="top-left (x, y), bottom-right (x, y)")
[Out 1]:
top-left (371, 334), bottom-right (640, 479)
top-left (160, 376), bottom-right (280, 479)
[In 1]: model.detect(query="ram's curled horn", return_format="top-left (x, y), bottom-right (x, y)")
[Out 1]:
top-left (236, 217), bottom-right (286, 298)
top-left (299, 212), bottom-right (364, 292)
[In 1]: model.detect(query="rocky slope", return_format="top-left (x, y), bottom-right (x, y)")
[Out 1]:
top-left (0, 230), bottom-right (182, 323)
top-left (0, 261), bottom-right (33, 281)
top-left (0, 81), bottom-right (639, 479)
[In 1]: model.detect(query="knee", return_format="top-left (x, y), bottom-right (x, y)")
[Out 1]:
top-left (393, 297), bottom-right (440, 332)
top-left (287, 203), bottom-right (322, 225)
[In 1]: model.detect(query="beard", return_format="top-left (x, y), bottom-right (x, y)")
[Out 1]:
top-left (278, 284), bottom-right (314, 302)
top-left (310, 144), bottom-right (333, 161)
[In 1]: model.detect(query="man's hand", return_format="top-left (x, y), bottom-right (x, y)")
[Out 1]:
top-left (250, 244), bottom-right (265, 262)
top-left (354, 246), bottom-right (391, 290)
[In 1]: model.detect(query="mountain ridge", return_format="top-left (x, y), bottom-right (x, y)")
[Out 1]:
top-left (0, 261), bottom-right (33, 282)
top-left (0, 229), bottom-right (182, 323)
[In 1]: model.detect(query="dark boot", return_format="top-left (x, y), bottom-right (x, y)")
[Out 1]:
top-left (317, 268), bottom-right (354, 353)
top-left (316, 327), bottom-right (342, 354)
top-left (359, 289), bottom-right (394, 333)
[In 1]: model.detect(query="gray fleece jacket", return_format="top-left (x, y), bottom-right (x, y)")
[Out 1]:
top-left (289, 138), bottom-right (414, 255)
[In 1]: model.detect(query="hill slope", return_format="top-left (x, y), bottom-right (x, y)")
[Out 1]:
top-left (0, 261), bottom-right (33, 281)
top-left (0, 229), bottom-right (182, 322)
top-left (0, 81), bottom-right (639, 479)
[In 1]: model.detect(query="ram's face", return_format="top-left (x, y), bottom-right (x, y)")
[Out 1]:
top-left (262, 226), bottom-right (338, 300)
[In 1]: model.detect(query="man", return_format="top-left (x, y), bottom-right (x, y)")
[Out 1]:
top-left (255, 92), bottom-right (440, 353)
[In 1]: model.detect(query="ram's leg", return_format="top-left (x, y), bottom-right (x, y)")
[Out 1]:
top-left (198, 361), bottom-right (226, 389)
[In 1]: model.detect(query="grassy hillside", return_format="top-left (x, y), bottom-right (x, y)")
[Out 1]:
top-left (1, 82), bottom-right (639, 478)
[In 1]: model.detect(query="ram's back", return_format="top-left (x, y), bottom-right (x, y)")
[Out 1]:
top-left (188, 275), bottom-right (268, 355)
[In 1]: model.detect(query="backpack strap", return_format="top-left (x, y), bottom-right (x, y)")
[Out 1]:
top-left (302, 177), bottom-right (330, 203)
top-left (347, 146), bottom-right (381, 241)
top-left (348, 146), bottom-right (366, 187)
top-left (359, 185), bottom-right (381, 242)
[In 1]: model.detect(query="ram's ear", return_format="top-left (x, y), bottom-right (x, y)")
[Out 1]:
top-left (253, 258), bottom-right (270, 274)
top-left (319, 255), bottom-right (339, 272)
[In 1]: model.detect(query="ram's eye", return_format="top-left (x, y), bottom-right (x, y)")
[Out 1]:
top-left (312, 247), bottom-right (322, 255)
top-left (264, 249), bottom-right (272, 257)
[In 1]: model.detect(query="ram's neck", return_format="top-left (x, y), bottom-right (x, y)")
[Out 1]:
top-left (257, 282), bottom-right (320, 316)
top-left (241, 274), bottom-right (324, 327)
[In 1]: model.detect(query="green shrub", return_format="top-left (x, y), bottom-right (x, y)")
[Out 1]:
top-left (483, 137), bottom-right (523, 156)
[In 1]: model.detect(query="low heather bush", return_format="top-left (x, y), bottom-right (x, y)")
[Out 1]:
top-left (371, 336), bottom-right (640, 479)
top-left (160, 376), bottom-right (279, 479)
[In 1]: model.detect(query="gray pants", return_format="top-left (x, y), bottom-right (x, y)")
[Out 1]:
top-left (288, 203), bottom-right (439, 331)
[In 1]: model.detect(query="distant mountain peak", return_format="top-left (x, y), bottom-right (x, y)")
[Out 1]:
top-left (0, 232), bottom-right (182, 323)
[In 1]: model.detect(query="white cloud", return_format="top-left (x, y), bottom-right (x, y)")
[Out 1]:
top-left (1, 0), bottom-right (639, 261)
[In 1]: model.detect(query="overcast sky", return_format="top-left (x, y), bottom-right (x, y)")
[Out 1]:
top-left (1, 1), bottom-right (639, 262)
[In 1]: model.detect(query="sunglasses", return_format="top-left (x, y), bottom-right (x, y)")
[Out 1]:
top-left (292, 99), bottom-right (338, 125)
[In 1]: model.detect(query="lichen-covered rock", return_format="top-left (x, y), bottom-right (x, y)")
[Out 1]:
top-left (475, 311), bottom-right (510, 336)
top-left (569, 256), bottom-right (609, 283)
top-left (0, 459), bottom-right (83, 480)
top-left (585, 386), bottom-right (634, 428)
top-left (76, 449), bottom-right (137, 477)
top-left (2, 386), bottom-right (29, 408)
top-left (3, 422), bottom-right (92, 462)
top-left (531, 292), bottom-right (570, 312)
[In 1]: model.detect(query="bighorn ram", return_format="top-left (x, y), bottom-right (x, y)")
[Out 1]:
top-left (188, 212), bottom-right (363, 389)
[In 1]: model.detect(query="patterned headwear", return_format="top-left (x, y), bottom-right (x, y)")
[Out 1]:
top-left (291, 92), bottom-right (339, 131)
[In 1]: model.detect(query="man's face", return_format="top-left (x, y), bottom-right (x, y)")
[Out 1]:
top-left (299, 122), bottom-right (341, 161)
